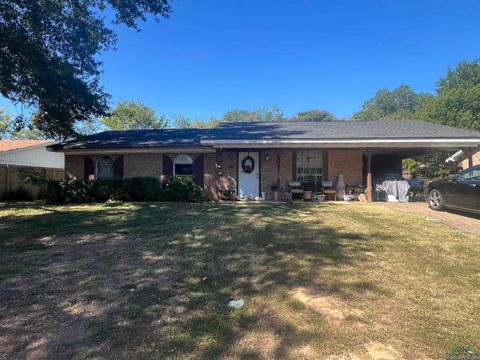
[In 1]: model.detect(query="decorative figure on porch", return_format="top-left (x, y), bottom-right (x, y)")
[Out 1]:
top-left (215, 175), bottom-right (237, 201)
top-left (336, 174), bottom-right (346, 199)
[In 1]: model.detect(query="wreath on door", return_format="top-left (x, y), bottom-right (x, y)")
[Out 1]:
top-left (241, 156), bottom-right (255, 174)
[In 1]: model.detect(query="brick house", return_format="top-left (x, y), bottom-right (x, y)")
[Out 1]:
top-left (49, 121), bottom-right (480, 201)
top-left (446, 149), bottom-right (480, 170)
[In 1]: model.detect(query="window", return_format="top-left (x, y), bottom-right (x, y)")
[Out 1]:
top-left (96, 156), bottom-right (114, 178)
top-left (457, 167), bottom-right (480, 181)
top-left (174, 154), bottom-right (193, 177)
top-left (296, 151), bottom-right (323, 192)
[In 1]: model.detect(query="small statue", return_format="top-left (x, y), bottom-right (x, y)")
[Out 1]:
top-left (215, 175), bottom-right (237, 200)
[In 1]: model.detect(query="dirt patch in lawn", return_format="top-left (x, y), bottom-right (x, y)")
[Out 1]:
top-left (386, 202), bottom-right (480, 236)
top-left (292, 287), bottom-right (363, 326)
top-left (327, 341), bottom-right (403, 360)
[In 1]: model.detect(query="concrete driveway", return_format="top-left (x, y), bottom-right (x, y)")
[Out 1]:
top-left (386, 202), bottom-right (480, 236)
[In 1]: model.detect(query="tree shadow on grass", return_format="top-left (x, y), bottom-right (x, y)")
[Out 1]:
top-left (0, 203), bottom-right (390, 359)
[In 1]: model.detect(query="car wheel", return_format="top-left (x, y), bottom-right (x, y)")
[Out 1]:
top-left (428, 189), bottom-right (445, 211)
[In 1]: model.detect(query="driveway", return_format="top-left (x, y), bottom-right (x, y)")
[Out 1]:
top-left (386, 202), bottom-right (480, 236)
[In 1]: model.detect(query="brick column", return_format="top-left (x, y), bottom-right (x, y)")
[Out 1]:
top-left (467, 149), bottom-right (474, 169)
top-left (461, 148), bottom-right (474, 169)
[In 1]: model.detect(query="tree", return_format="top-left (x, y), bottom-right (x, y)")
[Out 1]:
top-left (0, 108), bottom-right (12, 139)
top-left (220, 106), bottom-right (285, 123)
top-left (293, 110), bottom-right (338, 122)
top-left (0, 108), bottom-right (44, 139)
top-left (437, 59), bottom-right (480, 93)
top-left (170, 115), bottom-right (219, 129)
top-left (9, 127), bottom-right (44, 140)
top-left (415, 59), bottom-right (480, 131)
top-left (415, 87), bottom-right (480, 131)
top-left (0, 1), bottom-right (171, 139)
top-left (352, 85), bottom-right (432, 121)
top-left (171, 115), bottom-right (193, 129)
top-left (102, 101), bottom-right (168, 130)
top-left (403, 152), bottom-right (455, 183)
top-left (75, 118), bottom-right (103, 136)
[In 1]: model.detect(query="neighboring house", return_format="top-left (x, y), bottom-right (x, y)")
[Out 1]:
top-left (446, 149), bottom-right (480, 169)
top-left (49, 120), bottom-right (480, 201)
top-left (0, 140), bottom-right (64, 199)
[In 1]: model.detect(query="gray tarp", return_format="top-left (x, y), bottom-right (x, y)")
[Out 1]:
top-left (376, 179), bottom-right (411, 202)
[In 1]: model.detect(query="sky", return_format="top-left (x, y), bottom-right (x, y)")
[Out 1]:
top-left (2, 0), bottom-right (480, 121)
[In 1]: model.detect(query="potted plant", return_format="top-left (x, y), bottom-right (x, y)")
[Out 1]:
top-left (303, 190), bottom-right (313, 201)
top-left (271, 183), bottom-right (279, 201)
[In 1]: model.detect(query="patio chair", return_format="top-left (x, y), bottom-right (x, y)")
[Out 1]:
top-left (287, 181), bottom-right (304, 201)
top-left (322, 181), bottom-right (336, 201)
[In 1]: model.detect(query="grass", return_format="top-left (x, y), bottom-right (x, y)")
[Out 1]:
top-left (0, 202), bottom-right (479, 359)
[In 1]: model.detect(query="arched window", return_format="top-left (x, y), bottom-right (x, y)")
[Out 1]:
top-left (174, 154), bottom-right (193, 177)
top-left (96, 156), bottom-right (114, 178)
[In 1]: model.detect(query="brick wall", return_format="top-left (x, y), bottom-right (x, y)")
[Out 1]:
top-left (260, 150), bottom-right (293, 199)
top-left (64, 150), bottom-right (365, 193)
top-left (204, 153), bottom-right (217, 188)
top-left (65, 152), bottom-right (216, 188)
top-left (459, 149), bottom-right (480, 170)
top-left (65, 155), bottom-right (84, 179)
top-left (65, 154), bottom-right (124, 179)
top-left (327, 151), bottom-right (363, 186)
top-left (124, 153), bottom-right (163, 177)
top-left (220, 151), bottom-right (238, 182)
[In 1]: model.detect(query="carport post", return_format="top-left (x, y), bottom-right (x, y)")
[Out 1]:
top-left (461, 148), bottom-right (475, 169)
top-left (467, 149), bottom-right (474, 169)
top-left (367, 153), bottom-right (372, 202)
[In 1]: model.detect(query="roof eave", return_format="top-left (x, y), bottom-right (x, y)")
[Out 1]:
top-left (200, 138), bottom-right (480, 149)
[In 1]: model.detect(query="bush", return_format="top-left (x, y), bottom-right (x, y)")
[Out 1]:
top-left (403, 153), bottom-right (454, 184)
top-left (45, 176), bottom-right (203, 203)
top-left (165, 176), bottom-right (203, 202)
top-left (125, 177), bottom-right (162, 201)
top-left (46, 177), bottom-right (161, 203)
top-left (4, 186), bottom-right (34, 201)
top-left (46, 179), bottom-right (96, 203)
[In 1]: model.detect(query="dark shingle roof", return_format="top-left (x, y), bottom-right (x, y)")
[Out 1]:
top-left (50, 120), bottom-right (480, 150)
top-left (50, 128), bottom-right (211, 150)
top-left (209, 120), bottom-right (480, 140)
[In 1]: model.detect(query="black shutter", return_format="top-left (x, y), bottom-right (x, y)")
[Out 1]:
top-left (84, 156), bottom-right (94, 179)
top-left (114, 155), bottom-right (124, 178)
top-left (163, 155), bottom-right (173, 176)
top-left (193, 154), bottom-right (204, 186)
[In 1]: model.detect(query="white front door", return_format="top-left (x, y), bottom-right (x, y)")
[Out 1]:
top-left (238, 152), bottom-right (260, 198)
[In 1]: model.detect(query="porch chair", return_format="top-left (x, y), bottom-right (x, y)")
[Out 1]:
top-left (322, 181), bottom-right (336, 201)
top-left (286, 181), bottom-right (304, 201)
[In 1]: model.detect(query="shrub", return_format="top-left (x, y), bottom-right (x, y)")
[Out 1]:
top-left (46, 179), bottom-right (96, 203)
top-left (45, 176), bottom-right (187, 203)
top-left (93, 178), bottom-right (128, 202)
top-left (4, 186), bottom-right (34, 201)
top-left (165, 176), bottom-right (203, 202)
top-left (125, 177), bottom-right (162, 201)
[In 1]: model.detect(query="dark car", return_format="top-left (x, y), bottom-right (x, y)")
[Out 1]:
top-left (425, 165), bottom-right (480, 214)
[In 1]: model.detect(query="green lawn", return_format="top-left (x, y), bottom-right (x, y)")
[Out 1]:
top-left (0, 202), bottom-right (479, 359)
